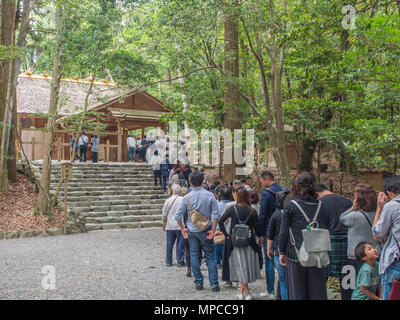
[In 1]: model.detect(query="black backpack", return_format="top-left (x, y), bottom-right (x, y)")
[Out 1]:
top-left (266, 187), bottom-right (290, 210)
top-left (231, 205), bottom-right (252, 248)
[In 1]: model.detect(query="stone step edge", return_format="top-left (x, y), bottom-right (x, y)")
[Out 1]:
top-left (86, 215), bottom-right (162, 223)
top-left (86, 221), bottom-right (162, 231)
top-left (82, 211), bottom-right (163, 217)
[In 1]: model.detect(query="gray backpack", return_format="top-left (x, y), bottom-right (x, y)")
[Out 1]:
top-left (289, 200), bottom-right (332, 268)
top-left (231, 205), bottom-right (251, 248)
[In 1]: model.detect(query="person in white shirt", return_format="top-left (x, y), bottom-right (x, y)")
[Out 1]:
top-left (79, 132), bottom-right (89, 162)
top-left (162, 184), bottom-right (185, 266)
top-left (178, 150), bottom-right (190, 165)
top-left (156, 136), bottom-right (165, 150)
top-left (150, 150), bottom-right (162, 186)
top-left (147, 132), bottom-right (155, 144)
top-left (127, 135), bottom-right (136, 162)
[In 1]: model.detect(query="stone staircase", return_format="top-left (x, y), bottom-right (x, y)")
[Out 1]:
top-left (31, 162), bottom-right (167, 232)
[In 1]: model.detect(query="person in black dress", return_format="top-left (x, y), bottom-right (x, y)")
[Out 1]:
top-left (279, 172), bottom-right (330, 300)
top-left (219, 186), bottom-right (264, 300)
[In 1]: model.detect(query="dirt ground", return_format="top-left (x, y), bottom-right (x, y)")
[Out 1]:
top-left (0, 173), bottom-right (64, 232)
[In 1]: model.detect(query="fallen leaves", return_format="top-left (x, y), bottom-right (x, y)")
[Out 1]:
top-left (0, 173), bottom-right (64, 232)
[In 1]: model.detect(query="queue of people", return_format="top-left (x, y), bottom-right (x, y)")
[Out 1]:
top-left (68, 132), bottom-right (170, 164)
top-left (161, 170), bottom-right (400, 300)
top-left (69, 132), bottom-right (99, 163)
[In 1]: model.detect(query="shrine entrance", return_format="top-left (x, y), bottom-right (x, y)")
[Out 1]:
top-left (56, 90), bottom-right (168, 162)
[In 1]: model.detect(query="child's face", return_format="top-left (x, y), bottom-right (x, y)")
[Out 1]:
top-left (363, 244), bottom-right (379, 261)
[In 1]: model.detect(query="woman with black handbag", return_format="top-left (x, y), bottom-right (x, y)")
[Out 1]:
top-left (218, 186), bottom-right (263, 300)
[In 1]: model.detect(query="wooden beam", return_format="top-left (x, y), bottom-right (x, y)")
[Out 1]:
top-left (122, 129), bottom-right (128, 162)
top-left (117, 120), bottom-right (122, 162)
top-left (32, 136), bottom-right (36, 161)
top-left (106, 139), bottom-right (110, 162)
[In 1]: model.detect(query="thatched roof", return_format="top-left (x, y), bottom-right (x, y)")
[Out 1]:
top-left (17, 74), bottom-right (123, 116)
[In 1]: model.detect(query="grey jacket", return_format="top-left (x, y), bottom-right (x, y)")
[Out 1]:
top-left (340, 208), bottom-right (379, 259)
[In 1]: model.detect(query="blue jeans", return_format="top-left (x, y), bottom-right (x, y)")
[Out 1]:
top-left (188, 228), bottom-right (219, 288)
top-left (166, 230), bottom-right (185, 265)
top-left (274, 254), bottom-right (288, 300)
top-left (214, 244), bottom-right (224, 265)
top-left (263, 238), bottom-right (275, 293)
top-left (129, 147), bottom-right (135, 162)
top-left (382, 261), bottom-right (400, 300)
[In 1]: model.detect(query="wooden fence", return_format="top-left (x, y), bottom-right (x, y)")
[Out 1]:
top-left (19, 133), bottom-right (119, 162)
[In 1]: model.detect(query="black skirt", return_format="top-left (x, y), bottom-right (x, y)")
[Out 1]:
top-left (222, 237), bottom-right (231, 282)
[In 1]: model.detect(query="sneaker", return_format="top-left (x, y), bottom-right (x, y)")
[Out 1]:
top-left (196, 284), bottom-right (204, 291)
top-left (245, 295), bottom-right (253, 300)
top-left (260, 290), bottom-right (268, 297)
top-left (211, 286), bottom-right (220, 292)
top-left (177, 263), bottom-right (185, 267)
top-left (166, 263), bottom-right (173, 267)
top-left (236, 293), bottom-right (244, 300)
top-left (260, 290), bottom-right (275, 299)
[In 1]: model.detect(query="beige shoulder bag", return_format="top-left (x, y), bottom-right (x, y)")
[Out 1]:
top-left (186, 196), bottom-right (209, 230)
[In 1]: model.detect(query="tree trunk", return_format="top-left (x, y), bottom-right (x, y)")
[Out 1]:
top-left (177, 64), bottom-right (190, 140)
top-left (7, 0), bottom-right (33, 183)
top-left (0, 0), bottom-right (17, 192)
top-left (36, 6), bottom-right (66, 215)
top-left (298, 139), bottom-right (317, 173)
top-left (223, 0), bottom-right (241, 182)
top-left (7, 94), bottom-right (17, 182)
top-left (266, 0), bottom-right (291, 186)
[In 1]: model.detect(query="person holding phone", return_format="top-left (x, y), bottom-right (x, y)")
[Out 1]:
top-left (372, 175), bottom-right (400, 300)
top-left (339, 184), bottom-right (380, 298)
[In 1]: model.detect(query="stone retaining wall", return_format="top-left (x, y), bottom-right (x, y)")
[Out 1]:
top-left (0, 228), bottom-right (64, 240)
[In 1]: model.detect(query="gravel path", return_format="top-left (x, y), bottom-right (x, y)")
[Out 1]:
top-left (0, 229), bottom-right (340, 300)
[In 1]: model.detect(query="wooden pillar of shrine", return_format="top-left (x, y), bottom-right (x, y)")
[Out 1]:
top-left (122, 128), bottom-right (128, 162)
top-left (117, 120), bottom-right (122, 162)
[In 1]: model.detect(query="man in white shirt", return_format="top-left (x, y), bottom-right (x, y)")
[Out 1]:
top-left (127, 135), bottom-right (136, 162)
top-left (150, 150), bottom-right (162, 186)
top-left (79, 132), bottom-right (89, 162)
top-left (162, 184), bottom-right (185, 266)
top-left (147, 132), bottom-right (155, 144)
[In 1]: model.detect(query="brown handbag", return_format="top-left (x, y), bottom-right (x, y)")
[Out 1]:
top-left (186, 196), bottom-right (209, 230)
top-left (213, 231), bottom-right (225, 245)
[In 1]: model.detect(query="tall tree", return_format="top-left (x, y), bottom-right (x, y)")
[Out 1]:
top-left (223, 0), bottom-right (241, 181)
top-left (7, 0), bottom-right (34, 182)
top-left (35, 4), bottom-right (67, 215)
top-left (0, 0), bottom-right (17, 191)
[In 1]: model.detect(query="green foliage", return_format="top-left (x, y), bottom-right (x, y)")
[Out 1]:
top-left (60, 111), bottom-right (108, 136)
top-left (0, 45), bottom-right (21, 62)
top-left (16, 0), bottom-right (400, 173)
